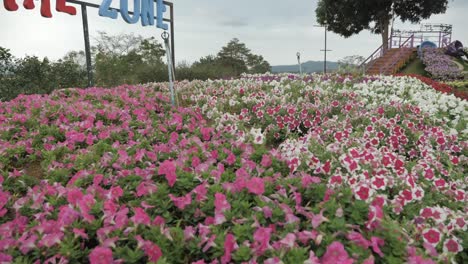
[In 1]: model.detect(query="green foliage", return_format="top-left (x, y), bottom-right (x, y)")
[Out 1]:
top-left (1, 35), bottom-right (271, 100)
top-left (0, 49), bottom-right (87, 101)
top-left (94, 32), bottom-right (167, 86)
top-left (316, 0), bottom-right (449, 50)
top-left (337, 55), bottom-right (365, 76)
top-left (176, 38), bottom-right (271, 81)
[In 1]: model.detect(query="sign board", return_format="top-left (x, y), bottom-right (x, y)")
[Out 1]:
top-left (2, 0), bottom-right (174, 87)
top-left (99, 0), bottom-right (168, 29)
top-left (3, 0), bottom-right (168, 29)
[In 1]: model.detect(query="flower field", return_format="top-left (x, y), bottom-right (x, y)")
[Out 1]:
top-left (0, 74), bottom-right (467, 263)
top-left (421, 48), bottom-right (463, 80)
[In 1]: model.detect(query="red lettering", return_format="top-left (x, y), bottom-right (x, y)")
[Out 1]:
top-left (3, 0), bottom-right (76, 17)
top-left (4, 0), bottom-right (19, 11)
top-left (40, 0), bottom-right (52, 17)
top-left (23, 0), bottom-right (34, 9)
top-left (56, 0), bottom-right (76, 15)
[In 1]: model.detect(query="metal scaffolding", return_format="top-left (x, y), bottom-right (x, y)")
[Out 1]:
top-left (390, 23), bottom-right (452, 49)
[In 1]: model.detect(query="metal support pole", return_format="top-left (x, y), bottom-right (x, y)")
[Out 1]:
top-left (81, 4), bottom-right (93, 87)
top-left (324, 27), bottom-right (327, 74)
top-left (162, 32), bottom-right (175, 106)
top-left (315, 24), bottom-right (331, 75)
top-left (169, 3), bottom-right (175, 67)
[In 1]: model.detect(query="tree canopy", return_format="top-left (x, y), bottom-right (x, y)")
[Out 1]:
top-left (217, 38), bottom-right (271, 75)
top-left (316, 0), bottom-right (450, 50)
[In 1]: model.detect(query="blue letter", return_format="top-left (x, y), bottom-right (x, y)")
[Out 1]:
top-left (99, 0), bottom-right (118, 19)
top-left (120, 0), bottom-right (140, 24)
top-left (156, 0), bottom-right (168, 30)
top-left (140, 0), bottom-right (154, 26)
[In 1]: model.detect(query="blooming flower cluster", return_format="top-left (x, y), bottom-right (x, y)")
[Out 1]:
top-left (0, 74), bottom-right (466, 263)
top-left (421, 48), bottom-right (463, 80)
top-left (397, 74), bottom-right (468, 101)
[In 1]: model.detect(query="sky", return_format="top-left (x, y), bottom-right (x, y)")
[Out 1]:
top-left (1, 0), bottom-right (467, 65)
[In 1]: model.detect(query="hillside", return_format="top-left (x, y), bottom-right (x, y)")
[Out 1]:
top-left (272, 60), bottom-right (339, 73)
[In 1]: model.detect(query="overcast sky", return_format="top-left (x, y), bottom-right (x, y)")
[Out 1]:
top-left (1, 0), bottom-right (467, 65)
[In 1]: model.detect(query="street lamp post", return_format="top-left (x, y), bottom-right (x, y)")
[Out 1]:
top-left (315, 24), bottom-right (332, 74)
top-left (297, 52), bottom-right (303, 75)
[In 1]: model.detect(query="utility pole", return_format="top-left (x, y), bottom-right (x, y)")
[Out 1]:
top-left (314, 24), bottom-right (332, 74)
top-left (296, 52), bottom-right (302, 75)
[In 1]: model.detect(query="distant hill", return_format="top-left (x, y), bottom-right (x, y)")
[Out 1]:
top-left (271, 60), bottom-right (339, 73)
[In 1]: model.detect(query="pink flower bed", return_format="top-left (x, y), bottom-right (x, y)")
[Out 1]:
top-left (0, 75), bottom-right (466, 263)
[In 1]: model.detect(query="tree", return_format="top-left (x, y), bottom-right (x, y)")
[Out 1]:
top-left (247, 54), bottom-right (271, 74)
top-left (216, 38), bottom-right (270, 76)
top-left (337, 55), bottom-right (365, 75)
top-left (93, 32), bottom-right (166, 86)
top-left (316, 0), bottom-right (449, 51)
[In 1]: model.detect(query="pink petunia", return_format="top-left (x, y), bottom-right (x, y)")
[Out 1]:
top-left (443, 237), bottom-right (462, 253)
top-left (422, 228), bottom-right (441, 245)
top-left (67, 189), bottom-right (83, 206)
top-left (19, 235), bottom-right (38, 254)
top-left (363, 255), bottom-right (375, 264)
top-left (200, 127), bottom-right (214, 141)
top-left (131, 207), bottom-right (151, 226)
top-left (73, 228), bottom-right (88, 239)
top-left (297, 231), bottom-right (318, 245)
top-left (246, 177), bottom-right (265, 195)
top-left (321, 241), bottom-right (354, 264)
top-left (370, 237), bottom-right (385, 257)
top-left (89, 247), bottom-right (113, 264)
top-left (304, 251), bottom-right (320, 264)
top-left (261, 154), bottom-right (272, 167)
top-left (311, 209), bottom-right (328, 229)
top-left (221, 233), bottom-right (238, 264)
top-left (0, 253), bottom-right (13, 263)
top-left (253, 227), bottom-right (272, 255)
top-left (279, 233), bottom-right (296, 249)
top-left (158, 160), bottom-right (177, 187)
top-left (136, 181), bottom-right (158, 197)
top-left (354, 185), bottom-right (373, 201)
top-left (193, 183), bottom-right (208, 202)
top-left (169, 193), bottom-right (192, 210)
top-left (143, 242), bottom-right (162, 262)
top-left (347, 232), bottom-right (370, 248)
top-left (39, 232), bottom-right (64, 247)
top-left (214, 193), bottom-right (231, 212)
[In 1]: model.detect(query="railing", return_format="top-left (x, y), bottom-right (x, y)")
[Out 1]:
top-left (360, 36), bottom-right (392, 73)
top-left (362, 34), bottom-right (415, 74)
top-left (379, 35), bottom-right (415, 74)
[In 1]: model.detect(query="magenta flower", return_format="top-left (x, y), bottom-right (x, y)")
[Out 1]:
top-left (422, 228), bottom-right (441, 245)
top-left (370, 237), bottom-right (385, 257)
top-left (247, 177), bottom-right (265, 195)
top-left (158, 160), bottom-right (177, 187)
top-left (311, 209), bottom-right (328, 229)
top-left (221, 233), bottom-right (238, 264)
top-left (89, 247), bottom-right (113, 264)
top-left (253, 227), bottom-right (272, 255)
top-left (261, 154), bottom-right (272, 167)
top-left (169, 193), bottom-right (192, 210)
top-left (304, 251), bottom-right (320, 264)
top-left (131, 207), bottom-right (151, 226)
top-left (143, 242), bottom-right (162, 262)
top-left (200, 127), bottom-right (214, 141)
top-left (279, 233), bottom-right (296, 249)
top-left (443, 237), bottom-right (462, 253)
top-left (321, 241), bottom-right (354, 264)
top-left (347, 232), bottom-right (370, 248)
top-left (193, 183), bottom-right (208, 202)
top-left (136, 181), bottom-right (158, 197)
top-left (19, 234), bottom-right (37, 254)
